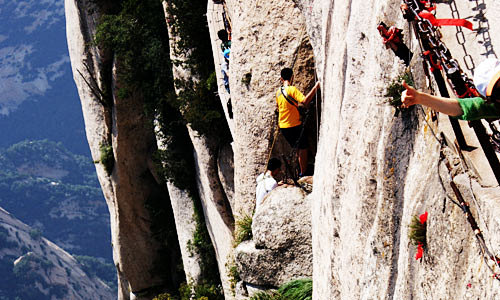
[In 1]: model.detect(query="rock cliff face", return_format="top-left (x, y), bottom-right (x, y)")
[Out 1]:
top-left (0, 207), bottom-right (113, 299)
top-left (65, 0), bottom-right (500, 299)
top-left (235, 185), bottom-right (312, 294)
top-left (65, 1), bottom-right (183, 299)
top-left (299, 0), bottom-right (500, 299)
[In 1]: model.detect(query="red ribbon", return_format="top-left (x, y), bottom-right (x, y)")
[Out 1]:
top-left (415, 243), bottom-right (424, 260)
top-left (419, 11), bottom-right (473, 30)
top-left (419, 211), bottom-right (428, 225)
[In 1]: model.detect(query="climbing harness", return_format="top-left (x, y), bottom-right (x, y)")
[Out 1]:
top-left (398, 0), bottom-right (500, 185)
top-left (280, 86), bottom-right (306, 119)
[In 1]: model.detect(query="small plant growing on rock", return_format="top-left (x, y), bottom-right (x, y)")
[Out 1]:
top-left (385, 69), bottom-right (414, 116)
top-left (225, 259), bottom-right (241, 295)
top-left (97, 143), bottom-right (114, 176)
top-left (233, 214), bottom-right (253, 247)
top-left (241, 72), bottom-right (252, 87)
top-left (152, 293), bottom-right (173, 300)
top-left (408, 211), bottom-right (428, 260)
top-left (179, 282), bottom-right (223, 300)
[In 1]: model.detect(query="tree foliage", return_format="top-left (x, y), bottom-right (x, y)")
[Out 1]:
top-left (249, 278), bottom-right (313, 300)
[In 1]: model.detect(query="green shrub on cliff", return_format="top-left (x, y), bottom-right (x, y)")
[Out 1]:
top-left (249, 278), bottom-right (312, 300)
top-left (234, 214), bottom-right (253, 247)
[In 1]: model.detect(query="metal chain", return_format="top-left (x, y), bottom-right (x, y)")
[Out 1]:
top-left (449, 0), bottom-right (475, 72)
top-left (403, 0), bottom-right (500, 280)
top-left (471, 0), bottom-right (497, 59)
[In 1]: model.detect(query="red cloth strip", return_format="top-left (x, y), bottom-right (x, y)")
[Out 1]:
top-left (419, 11), bottom-right (473, 30)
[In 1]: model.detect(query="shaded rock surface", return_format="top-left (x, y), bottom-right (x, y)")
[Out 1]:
top-left (163, 1), bottom-right (235, 296)
top-left (65, 1), bottom-right (183, 299)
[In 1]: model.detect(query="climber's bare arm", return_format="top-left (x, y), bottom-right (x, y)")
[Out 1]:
top-left (401, 80), bottom-right (463, 117)
top-left (304, 81), bottom-right (321, 106)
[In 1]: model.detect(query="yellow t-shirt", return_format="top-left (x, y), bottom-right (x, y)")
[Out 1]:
top-left (275, 85), bottom-right (306, 128)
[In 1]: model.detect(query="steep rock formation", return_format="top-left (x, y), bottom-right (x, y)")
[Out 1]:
top-left (235, 185), bottom-right (312, 292)
top-left (163, 2), bottom-right (235, 297)
top-left (0, 207), bottom-right (113, 299)
top-left (297, 0), bottom-right (500, 299)
top-left (225, 0), bottom-right (317, 217)
top-left (65, 1), bottom-right (182, 299)
top-left (63, 0), bottom-right (500, 299)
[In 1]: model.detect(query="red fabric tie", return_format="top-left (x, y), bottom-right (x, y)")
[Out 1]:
top-left (419, 11), bottom-right (473, 30)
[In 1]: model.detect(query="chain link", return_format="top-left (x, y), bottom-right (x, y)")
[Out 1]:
top-left (448, 0), bottom-right (475, 72)
top-left (404, 0), bottom-right (500, 279)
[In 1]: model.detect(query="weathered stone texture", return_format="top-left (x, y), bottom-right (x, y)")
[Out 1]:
top-left (302, 0), bottom-right (500, 299)
top-left (226, 0), bottom-right (316, 218)
top-left (235, 185), bottom-right (312, 288)
top-left (66, 1), bottom-right (182, 299)
top-left (163, 2), bottom-right (235, 296)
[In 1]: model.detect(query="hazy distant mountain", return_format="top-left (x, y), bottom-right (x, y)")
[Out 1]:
top-left (0, 140), bottom-right (112, 261)
top-left (0, 206), bottom-right (114, 300)
top-left (0, 0), bottom-right (88, 155)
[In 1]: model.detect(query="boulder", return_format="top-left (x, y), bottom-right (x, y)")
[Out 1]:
top-left (235, 185), bottom-right (312, 287)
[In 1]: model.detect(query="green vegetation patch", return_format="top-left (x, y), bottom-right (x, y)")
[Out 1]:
top-left (408, 214), bottom-right (427, 247)
top-left (75, 255), bottom-right (117, 292)
top-left (250, 278), bottom-right (313, 300)
top-left (385, 70), bottom-right (414, 116)
top-left (233, 214), bottom-right (253, 247)
top-left (99, 142), bottom-right (114, 176)
top-left (179, 282), bottom-right (223, 300)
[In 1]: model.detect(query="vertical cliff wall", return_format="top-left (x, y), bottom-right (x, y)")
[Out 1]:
top-left (299, 0), bottom-right (500, 299)
top-left (64, 0), bottom-right (500, 299)
top-left (226, 0), bottom-right (316, 218)
top-left (65, 1), bottom-right (183, 299)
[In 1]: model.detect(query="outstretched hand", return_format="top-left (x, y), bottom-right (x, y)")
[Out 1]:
top-left (401, 80), bottom-right (419, 108)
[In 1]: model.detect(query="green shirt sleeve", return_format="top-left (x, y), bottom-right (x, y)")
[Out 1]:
top-left (454, 97), bottom-right (500, 121)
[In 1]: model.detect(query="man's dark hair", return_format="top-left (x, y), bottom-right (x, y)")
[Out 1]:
top-left (280, 68), bottom-right (293, 81)
top-left (217, 30), bottom-right (229, 42)
top-left (267, 157), bottom-right (282, 171)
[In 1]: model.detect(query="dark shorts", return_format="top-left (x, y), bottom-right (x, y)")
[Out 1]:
top-left (280, 125), bottom-right (308, 149)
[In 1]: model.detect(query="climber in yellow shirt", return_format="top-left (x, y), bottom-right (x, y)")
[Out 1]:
top-left (276, 68), bottom-right (320, 177)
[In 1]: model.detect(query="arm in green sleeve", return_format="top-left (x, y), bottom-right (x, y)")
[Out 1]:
top-left (455, 97), bottom-right (500, 121)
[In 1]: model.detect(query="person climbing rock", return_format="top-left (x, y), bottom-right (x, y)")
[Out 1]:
top-left (217, 29), bottom-right (231, 52)
top-left (276, 67), bottom-right (320, 177)
top-left (255, 157), bottom-right (282, 210)
top-left (221, 48), bottom-right (230, 94)
top-left (401, 58), bottom-right (500, 120)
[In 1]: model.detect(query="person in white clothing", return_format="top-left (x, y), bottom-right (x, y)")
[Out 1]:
top-left (255, 158), bottom-right (282, 211)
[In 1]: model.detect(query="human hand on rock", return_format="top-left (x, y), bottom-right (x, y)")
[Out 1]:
top-left (401, 80), bottom-right (419, 108)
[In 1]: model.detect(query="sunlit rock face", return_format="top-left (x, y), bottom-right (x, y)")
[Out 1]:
top-left (299, 0), bottom-right (500, 299)
top-left (0, 207), bottom-right (114, 300)
top-left (235, 185), bottom-right (312, 292)
top-left (224, 0), bottom-right (316, 219)
top-left (65, 0), bottom-right (500, 299)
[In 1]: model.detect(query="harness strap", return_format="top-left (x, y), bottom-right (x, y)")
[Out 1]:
top-left (280, 86), bottom-right (299, 108)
